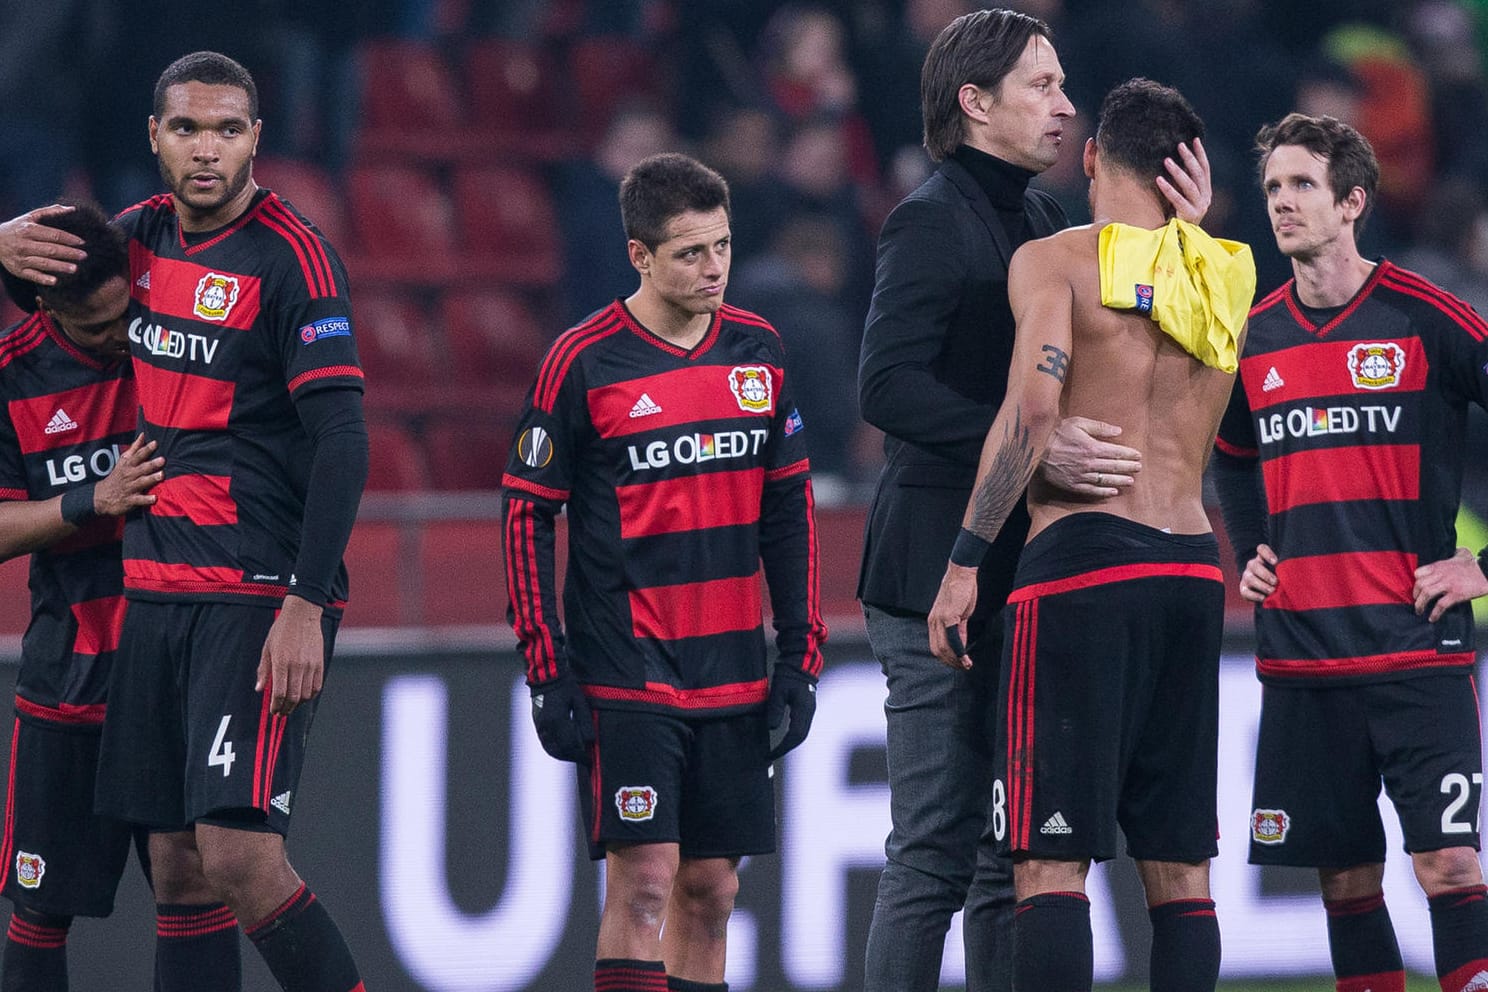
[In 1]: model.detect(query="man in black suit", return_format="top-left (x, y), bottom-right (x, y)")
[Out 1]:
top-left (856, 10), bottom-right (1211, 991)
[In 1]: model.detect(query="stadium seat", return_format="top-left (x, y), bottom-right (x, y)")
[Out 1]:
top-left (365, 418), bottom-right (430, 491)
top-left (439, 288), bottom-right (550, 388)
top-left (451, 165), bottom-right (560, 287)
top-left (567, 35), bottom-right (663, 147)
top-left (464, 38), bottom-right (575, 161)
top-left (354, 291), bottom-right (445, 402)
top-left (423, 417), bottom-right (511, 491)
top-left (355, 39), bottom-right (464, 161)
top-left (344, 164), bottom-right (457, 285)
top-left (253, 156), bottom-right (350, 249)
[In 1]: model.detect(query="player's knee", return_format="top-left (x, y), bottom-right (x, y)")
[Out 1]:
top-left (606, 858), bottom-right (676, 934)
top-left (196, 832), bottom-right (284, 904)
top-left (148, 832), bottom-right (215, 904)
top-left (673, 860), bottom-right (739, 929)
top-left (1412, 846), bottom-right (1484, 896)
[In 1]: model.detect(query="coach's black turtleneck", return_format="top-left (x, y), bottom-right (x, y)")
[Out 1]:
top-left (950, 143), bottom-right (1040, 246)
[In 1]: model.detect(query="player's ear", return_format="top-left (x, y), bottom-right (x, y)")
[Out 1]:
top-left (628, 239), bottom-right (651, 277)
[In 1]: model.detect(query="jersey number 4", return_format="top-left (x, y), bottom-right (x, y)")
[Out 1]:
top-left (209, 715), bottom-right (236, 778)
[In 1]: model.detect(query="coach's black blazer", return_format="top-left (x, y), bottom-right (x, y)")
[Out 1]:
top-left (857, 158), bottom-right (1067, 626)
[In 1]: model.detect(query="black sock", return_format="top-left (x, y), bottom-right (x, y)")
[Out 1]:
top-left (155, 902), bottom-right (240, 992)
top-left (1013, 891), bottom-right (1092, 992)
top-left (244, 884), bottom-right (363, 992)
top-left (666, 977), bottom-right (727, 991)
top-left (2, 908), bottom-right (69, 992)
top-left (1428, 884), bottom-right (1488, 992)
top-left (1324, 892), bottom-right (1404, 992)
top-left (1148, 898), bottom-right (1220, 992)
top-left (594, 958), bottom-right (666, 992)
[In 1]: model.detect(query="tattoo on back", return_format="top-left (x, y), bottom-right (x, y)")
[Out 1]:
top-left (968, 409), bottom-right (1035, 542)
top-left (1037, 344), bottom-right (1069, 382)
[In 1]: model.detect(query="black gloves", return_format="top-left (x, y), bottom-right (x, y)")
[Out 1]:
top-left (529, 673), bottom-right (594, 763)
top-left (766, 665), bottom-right (817, 760)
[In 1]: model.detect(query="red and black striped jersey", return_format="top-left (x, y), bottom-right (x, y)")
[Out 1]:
top-left (503, 300), bottom-right (826, 715)
top-left (115, 190), bottom-right (362, 608)
top-left (0, 313), bottom-right (137, 726)
top-left (1215, 260), bottom-right (1488, 684)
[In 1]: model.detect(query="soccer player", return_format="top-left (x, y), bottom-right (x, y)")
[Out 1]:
top-left (855, 12), bottom-right (1212, 989)
top-left (0, 199), bottom-right (177, 989)
top-left (502, 152), bottom-right (825, 992)
top-left (0, 51), bottom-right (368, 992)
top-left (1213, 112), bottom-right (1488, 992)
top-left (928, 79), bottom-right (1255, 992)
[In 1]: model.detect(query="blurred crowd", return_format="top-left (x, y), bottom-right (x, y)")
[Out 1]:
top-left (4, 0), bottom-right (1488, 504)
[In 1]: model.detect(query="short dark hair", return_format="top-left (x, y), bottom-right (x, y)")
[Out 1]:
top-left (619, 153), bottom-right (731, 250)
top-left (920, 8), bottom-right (1053, 162)
top-left (1095, 78), bottom-right (1205, 215)
top-left (153, 51), bottom-right (259, 121)
top-left (36, 199), bottom-right (129, 312)
top-left (1254, 112), bottom-right (1379, 239)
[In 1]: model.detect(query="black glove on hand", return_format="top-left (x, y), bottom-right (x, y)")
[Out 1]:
top-left (530, 673), bottom-right (594, 763)
top-left (766, 665), bottom-right (817, 761)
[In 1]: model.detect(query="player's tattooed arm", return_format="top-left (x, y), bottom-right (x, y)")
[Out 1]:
top-left (965, 407), bottom-right (1036, 543)
top-left (1036, 343), bottom-right (1069, 382)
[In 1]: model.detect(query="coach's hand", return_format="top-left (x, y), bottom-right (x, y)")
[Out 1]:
top-left (767, 665), bottom-right (817, 761)
top-left (1040, 417), bottom-right (1141, 498)
top-left (530, 673), bottom-right (594, 764)
top-left (257, 594), bottom-right (326, 716)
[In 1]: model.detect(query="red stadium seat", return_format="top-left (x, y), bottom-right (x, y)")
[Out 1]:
top-left (451, 166), bottom-right (560, 287)
top-left (355, 40), bottom-right (464, 161)
top-left (354, 291), bottom-right (444, 405)
top-left (464, 38), bottom-right (575, 161)
top-left (439, 288), bottom-right (550, 388)
top-left (343, 164), bottom-right (457, 285)
top-left (366, 419), bottom-right (430, 492)
top-left (253, 156), bottom-right (350, 249)
top-left (567, 36), bottom-right (663, 147)
top-left (423, 417), bottom-right (511, 491)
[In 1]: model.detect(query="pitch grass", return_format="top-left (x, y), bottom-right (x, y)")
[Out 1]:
top-left (1098, 979), bottom-right (1439, 991)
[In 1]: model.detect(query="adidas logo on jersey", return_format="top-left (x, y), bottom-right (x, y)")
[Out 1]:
top-left (43, 408), bottom-right (78, 435)
top-left (270, 790), bottom-right (293, 814)
top-left (135, 271), bottom-right (151, 290)
top-left (629, 393), bottom-right (663, 418)
top-left (1261, 366), bottom-right (1285, 392)
top-left (1040, 811), bottom-right (1073, 835)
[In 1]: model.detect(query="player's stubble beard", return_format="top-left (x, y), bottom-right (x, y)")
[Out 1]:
top-left (161, 155), bottom-right (255, 222)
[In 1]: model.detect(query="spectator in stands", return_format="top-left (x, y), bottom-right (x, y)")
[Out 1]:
top-left (554, 102), bottom-right (682, 325)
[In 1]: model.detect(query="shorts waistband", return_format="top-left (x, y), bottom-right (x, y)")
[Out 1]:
top-left (1012, 512), bottom-right (1221, 593)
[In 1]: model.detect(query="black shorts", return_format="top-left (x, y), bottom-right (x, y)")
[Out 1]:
top-left (578, 707), bottom-right (776, 861)
top-left (0, 714), bottom-right (136, 917)
top-left (95, 601), bottom-right (337, 835)
top-left (994, 513), bottom-right (1223, 863)
top-left (1249, 674), bottom-right (1483, 867)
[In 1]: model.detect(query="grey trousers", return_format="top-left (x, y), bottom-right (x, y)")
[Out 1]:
top-left (862, 604), bottom-right (1014, 992)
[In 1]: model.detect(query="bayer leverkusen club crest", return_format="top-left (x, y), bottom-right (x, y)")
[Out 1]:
top-left (14, 851), bottom-right (44, 889)
top-left (728, 366), bottom-right (773, 413)
top-left (1250, 808), bottom-right (1290, 845)
top-left (194, 272), bottom-right (242, 322)
top-left (1347, 341), bottom-right (1405, 390)
top-left (614, 785), bottom-right (658, 822)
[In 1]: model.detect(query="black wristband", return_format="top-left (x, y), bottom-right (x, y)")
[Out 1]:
top-left (60, 485), bottom-right (97, 526)
top-left (949, 527), bottom-right (992, 568)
